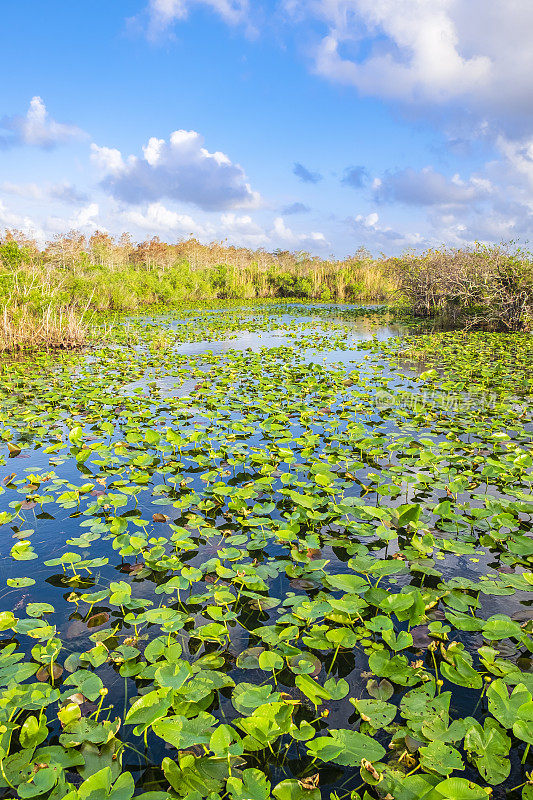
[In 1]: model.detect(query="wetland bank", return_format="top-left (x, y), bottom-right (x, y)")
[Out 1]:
top-left (0, 301), bottom-right (532, 800)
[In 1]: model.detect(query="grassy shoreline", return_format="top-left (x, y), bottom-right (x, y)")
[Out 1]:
top-left (1, 231), bottom-right (531, 350)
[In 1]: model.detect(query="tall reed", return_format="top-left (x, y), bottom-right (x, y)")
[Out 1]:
top-left (0, 229), bottom-right (531, 352)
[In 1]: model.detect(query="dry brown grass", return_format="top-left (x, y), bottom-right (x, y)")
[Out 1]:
top-left (0, 303), bottom-right (87, 352)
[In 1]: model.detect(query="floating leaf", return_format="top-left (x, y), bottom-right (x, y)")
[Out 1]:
top-left (307, 728), bottom-right (386, 766)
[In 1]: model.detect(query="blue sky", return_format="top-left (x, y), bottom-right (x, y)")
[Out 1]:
top-left (0, 0), bottom-right (531, 256)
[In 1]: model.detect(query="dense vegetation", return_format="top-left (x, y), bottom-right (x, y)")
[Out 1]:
top-left (391, 246), bottom-right (533, 331)
top-left (0, 305), bottom-right (532, 800)
top-left (1, 229), bottom-right (531, 350)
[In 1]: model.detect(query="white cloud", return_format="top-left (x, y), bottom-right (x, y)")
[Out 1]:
top-left (272, 216), bottom-right (328, 248)
top-left (0, 181), bottom-right (333, 255)
top-left (0, 96), bottom-right (87, 149)
top-left (286, 1), bottom-right (533, 133)
top-left (349, 210), bottom-right (426, 249)
top-left (74, 203), bottom-right (100, 228)
top-left (421, 139), bottom-right (533, 245)
top-left (121, 202), bottom-right (213, 238)
top-left (359, 136), bottom-right (533, 248)
top-left (354, 129), bottom-right (533, 247)
top-left (117, 0), bottom-right (531, 252)
top-left (0, 199), bottom-right (101, 245)
top-left (312, 2), bottom-right (489, 101)
top-left (427, 200), bottom-right (533, 246)
top-left (91, 130), bottom-right (261, 212)
top-left (358, 212), bottom-right (378, 228)
top-left (50, 184), bottom-right (89, 205)
top-left (0, 201), bottom-right (48, 241)
top-left (45, 204), bottom-right (104, 238)
top-left (123, 204), bottom-right (328, 250)
top-left (0, 182), bottom-right (44, 201)
top-left (90, 145), bottom-right (125, 174)
top-left (122, 205), bottom-right (328, 250)
top-left (220, 213), bottom-right (269, 246)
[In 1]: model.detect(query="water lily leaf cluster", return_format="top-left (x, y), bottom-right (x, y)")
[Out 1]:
top-left (0, 303), bottom-right (531, 799)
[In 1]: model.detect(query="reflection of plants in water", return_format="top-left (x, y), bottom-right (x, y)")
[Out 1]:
top-left (0, 304), bottom-right (532, 799)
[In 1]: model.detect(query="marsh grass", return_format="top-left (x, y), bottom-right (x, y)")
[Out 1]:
top-left (1, 229), bottom-right (531, 350)
top-left (0, 302), bottom-right (87, 351)
top-left (0, 259), bottom-right (89, 351)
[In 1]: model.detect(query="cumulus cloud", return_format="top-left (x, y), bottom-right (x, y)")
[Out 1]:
top-left (341, 165), bottom-right (368, 188)
top-left (124, 0), bottom-right (531, 252)
top-left (91, 130), bottom-right (260, 212)
top-left (293, 162), bottom-right (323, 184)
top-left (0, 96), bottom-right (87, 149)
top-left (374, 167), bottom-right (492, 207)
top-left (310, 3), bottom-right (489, 101)
top-left (122, 204), bottom-right (327, 250)
top-left (367, 130), bottom-right (533, 246)
top-left (1, 181), bottom-right (88, 204)
top-left (284, 1), bottom-right (533, 138)
top-left (422, 138), bottom-right (533, 245)
top-left (272, 216), bottom-right (328, 248)
top-left (120, 203), bottom-right (268, 245)
top-left (284, 2), bottom-right (533, 249)
top-left (220, 213), bottom-right (270, 246)
top-left (0, 201), bottom-right (48, 240)
top-left (121, 201), bottom-right (212, 238)
top-left (45, 203), bottom-right (103, 236)
top-left (0, 200), bottom-right (102, 244)
top-left (428, 200), bottom-right (533, 247)
top-left (282, 201), bottom-right (311, 215)
top-left (348, 210), bottom-right (426, 250)
top-left (361, 137), bottom-right (533, 248)
top-left (73, 203), bottom-right (101, 229)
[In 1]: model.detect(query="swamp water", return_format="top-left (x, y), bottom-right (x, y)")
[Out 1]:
top-left (0, 303), bottom-right (532, 800)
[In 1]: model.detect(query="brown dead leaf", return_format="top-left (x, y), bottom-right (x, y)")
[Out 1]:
top-left (298, 774), bottom-right (319, 790)
top-left (361, 759), bottom-right (381, 781)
